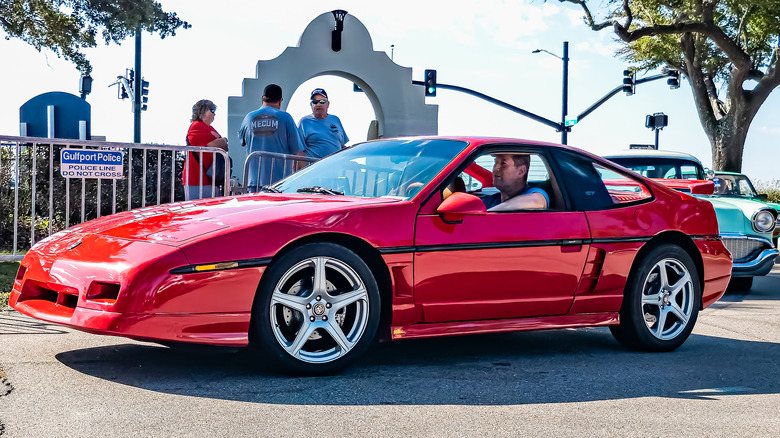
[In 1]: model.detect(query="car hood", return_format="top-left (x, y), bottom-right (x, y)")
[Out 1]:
top-left (62, 194), bottom-right (402, 244)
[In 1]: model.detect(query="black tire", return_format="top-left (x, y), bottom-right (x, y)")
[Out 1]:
top-left (727, 276), bottom-right (753, 291)
top-left (251, 242), bottom-right (380, 375)
top-left (610, 244), bottom-right (701, 352)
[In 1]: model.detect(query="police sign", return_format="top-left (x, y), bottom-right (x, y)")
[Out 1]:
top-left (60, 149), bottom-right (124, 179)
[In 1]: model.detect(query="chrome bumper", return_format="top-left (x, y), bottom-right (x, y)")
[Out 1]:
top-left (732, 248), bottom-right (779, 277)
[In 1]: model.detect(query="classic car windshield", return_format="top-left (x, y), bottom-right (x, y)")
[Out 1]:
top-left (608, 157), bottom-right (706, 180)
top-left (712, 173), bottom-right (759, 198)
top-left (274, 139), bottom-right (469, 199)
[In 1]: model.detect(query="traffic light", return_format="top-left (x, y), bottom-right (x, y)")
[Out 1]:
top-left (141, 79), bottom-right (149, 111)
top-left (622, 69), bottom-right (636, 95)
top-left (645, 113), bottom-right (668, 130)
top-left (667, 69), bottom-right (680, 89)
top-left (424, 69), bottom-right (437, 97)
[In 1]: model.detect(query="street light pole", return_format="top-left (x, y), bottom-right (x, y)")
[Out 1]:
top-left (133, 27), bottom-right (142, 143)
top-left (533, 41), bottom-right (570, 145)
top-left (561, 41), bottom-right (569, 145)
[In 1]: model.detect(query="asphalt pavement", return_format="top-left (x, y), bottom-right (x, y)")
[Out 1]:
top-left (2, 264), bottom-right (780, 437)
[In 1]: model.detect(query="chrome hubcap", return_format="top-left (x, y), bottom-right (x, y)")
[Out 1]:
top-left (270, 256), bottom-right (369, 364)
top-left (641, 258), bottom-right (694, 340)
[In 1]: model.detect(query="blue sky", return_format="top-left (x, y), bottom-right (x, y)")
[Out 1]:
top-left (1, 0), bottom-right (778, 181)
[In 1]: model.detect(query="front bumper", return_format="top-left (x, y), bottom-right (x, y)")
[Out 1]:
top-left (722, 234), bottom-right (778, 277)
top-left (731, 248), bottom-right (779, 277)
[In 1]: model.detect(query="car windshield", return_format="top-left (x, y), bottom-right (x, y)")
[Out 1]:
top-left (274, 138), bottom-right (469, 199)
top-left (712, 173), bottom-right (759, 198)
top-left (607, 157), bottom-right (705, 180)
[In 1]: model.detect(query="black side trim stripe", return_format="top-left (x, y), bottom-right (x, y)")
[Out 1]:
top-left (591, 236), bottom-right (653, 244)
top-left (170, 257), bottom-right (273, 274)
top-left (379, 236), bottom-right (657, 254)
top-left (175, 233), bottom-right (700, 271)
top-left (415, 239), bottom-right (589, 253)
top-left (377, 246), bottom-right (416, 255)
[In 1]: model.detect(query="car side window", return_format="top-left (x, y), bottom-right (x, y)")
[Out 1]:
top-left (451, 151), bottom-right (557, 210)
top-left (737, 178), bottom-right (753, 196)
top-left (556, 150), bottom-right (652, 210)
top-left (463, 154), bottom-right (549, 193)
top-left (594, 164), bottom-right (653, 204)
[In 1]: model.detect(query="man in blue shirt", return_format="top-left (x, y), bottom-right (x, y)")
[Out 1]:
top-left (239, 84), bottom-right (305, 192)
top-left (298, 88), bottom-right (349, 159)
top-left (482, 154), bottom-right (548, 210)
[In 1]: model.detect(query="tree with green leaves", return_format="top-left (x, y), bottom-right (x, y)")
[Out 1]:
top-left (0, 0), bottom-right (190, 74)
top-left (559, 0), bottom-right (779, 172)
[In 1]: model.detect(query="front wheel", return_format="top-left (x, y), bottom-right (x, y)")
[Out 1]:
top-left (251, 242), bottom-right (380, 375)
top-left (610, 244), bottom-right (701, 352)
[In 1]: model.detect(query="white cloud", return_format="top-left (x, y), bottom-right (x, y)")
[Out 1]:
top-left (575, 39), bottom-right (621, 57)
top-left (566, 9), bottom-right (586, 26)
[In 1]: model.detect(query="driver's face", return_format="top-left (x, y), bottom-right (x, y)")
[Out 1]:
top-left (492, 154), bottom-right (527, 193)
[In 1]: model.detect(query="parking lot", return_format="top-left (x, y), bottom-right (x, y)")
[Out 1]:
top-left (2, 264), bottom-right (780, 437)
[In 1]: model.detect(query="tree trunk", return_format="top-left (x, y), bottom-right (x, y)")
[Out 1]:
top-left (710, 111), bottom-right (752, 172)
top-left (705, 99), bottom-right (758, 172)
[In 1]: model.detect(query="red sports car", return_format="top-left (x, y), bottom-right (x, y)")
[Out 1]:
top-left (10, 137), bottom-right (732, 375)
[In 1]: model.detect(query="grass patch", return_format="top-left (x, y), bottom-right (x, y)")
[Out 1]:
top-left (0, 261), bottom-right (20, 309)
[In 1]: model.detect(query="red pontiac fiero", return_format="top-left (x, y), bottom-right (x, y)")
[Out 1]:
top-left (11, 137), bottom-right (732, 374)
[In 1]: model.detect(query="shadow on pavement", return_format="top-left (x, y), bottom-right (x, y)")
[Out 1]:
top-left (47, 262), bottom-right (780, 406)
top-left (55, 326), bottom-right (780, 406)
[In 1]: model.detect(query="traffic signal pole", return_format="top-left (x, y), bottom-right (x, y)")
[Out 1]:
top-left (133, 27), bottom-right (142, 143)
top-left (414, 80), bottom-right (562, 130)
top-left (576, 72), bottom-right (671, 124)
top-left (561, 41), bottom-right (569, 145)
top-left (414, 68), bottom-right (678, 141)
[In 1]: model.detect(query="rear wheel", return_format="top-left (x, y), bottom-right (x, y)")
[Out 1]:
top-left (610, 244), bottom-right (701, 352)
top-left (251, 242), bottom-right (380, 375)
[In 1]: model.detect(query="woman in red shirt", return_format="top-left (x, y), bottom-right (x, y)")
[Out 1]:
top-left (184, 99), bottom-right (229, 200)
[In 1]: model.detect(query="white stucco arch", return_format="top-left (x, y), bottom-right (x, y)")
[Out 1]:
top-left (226, 11), bottom-right (438, 172)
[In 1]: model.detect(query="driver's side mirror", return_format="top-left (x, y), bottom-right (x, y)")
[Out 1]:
top-left (436, 192), bottom-right (486, 224)
top-left (759, 193), bottom-right (768, 201)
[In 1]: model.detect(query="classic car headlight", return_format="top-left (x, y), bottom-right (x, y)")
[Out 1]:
top-left (752, 209), bottom-right (777, 233)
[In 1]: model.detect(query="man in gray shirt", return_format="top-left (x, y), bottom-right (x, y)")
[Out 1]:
top-left (239, 84), bottom-right (305, 192)
top-left (298, 88), bottom-right (349, 159)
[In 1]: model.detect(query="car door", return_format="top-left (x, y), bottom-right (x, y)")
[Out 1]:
top-left (412, 149), bottom-right (591, 323)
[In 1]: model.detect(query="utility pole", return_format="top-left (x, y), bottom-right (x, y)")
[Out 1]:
top-left (561, 41), bottom-right (569, 145)
top-left (532, 42), bottom-right (570, 144)
top-left (133, 27), bottom-right (142, 143)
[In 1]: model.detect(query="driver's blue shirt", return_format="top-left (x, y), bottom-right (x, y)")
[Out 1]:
top-left (482, 185), bottom-right (550, 209)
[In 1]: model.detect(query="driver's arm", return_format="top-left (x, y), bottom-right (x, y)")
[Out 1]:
top-left (488, 192), bottom-right (547, 211)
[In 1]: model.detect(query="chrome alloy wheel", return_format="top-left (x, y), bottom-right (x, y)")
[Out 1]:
top-left (269, 256), bottom-right (370, 364)
top-left (640, 257), bottom-right (695, 340)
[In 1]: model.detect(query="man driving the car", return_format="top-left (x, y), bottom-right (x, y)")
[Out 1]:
top-left (482, 154), bottom-right (549, 211)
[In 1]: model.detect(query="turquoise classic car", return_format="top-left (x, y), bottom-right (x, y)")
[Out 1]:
top-left (605, 150), bottom-right (778, 290)
top-left (712, 171), bottom-right (780, 247)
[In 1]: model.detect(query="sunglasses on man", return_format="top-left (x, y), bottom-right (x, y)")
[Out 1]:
top-left (311, 99), bottom-right (328, 104)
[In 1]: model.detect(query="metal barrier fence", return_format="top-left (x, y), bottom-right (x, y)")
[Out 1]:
top-left (241, 150), bottom-right (317, 192)
top-left (0, 135), bottom-right (228, 261)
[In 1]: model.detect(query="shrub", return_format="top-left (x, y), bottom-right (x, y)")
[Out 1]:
top-left (754, 180), bottom-right (780, 204)
top-left (0, 261), bottom-right (20, 309)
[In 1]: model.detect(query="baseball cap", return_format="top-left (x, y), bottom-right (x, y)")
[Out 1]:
top-left (310, 88), bottom-right (328, 99)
